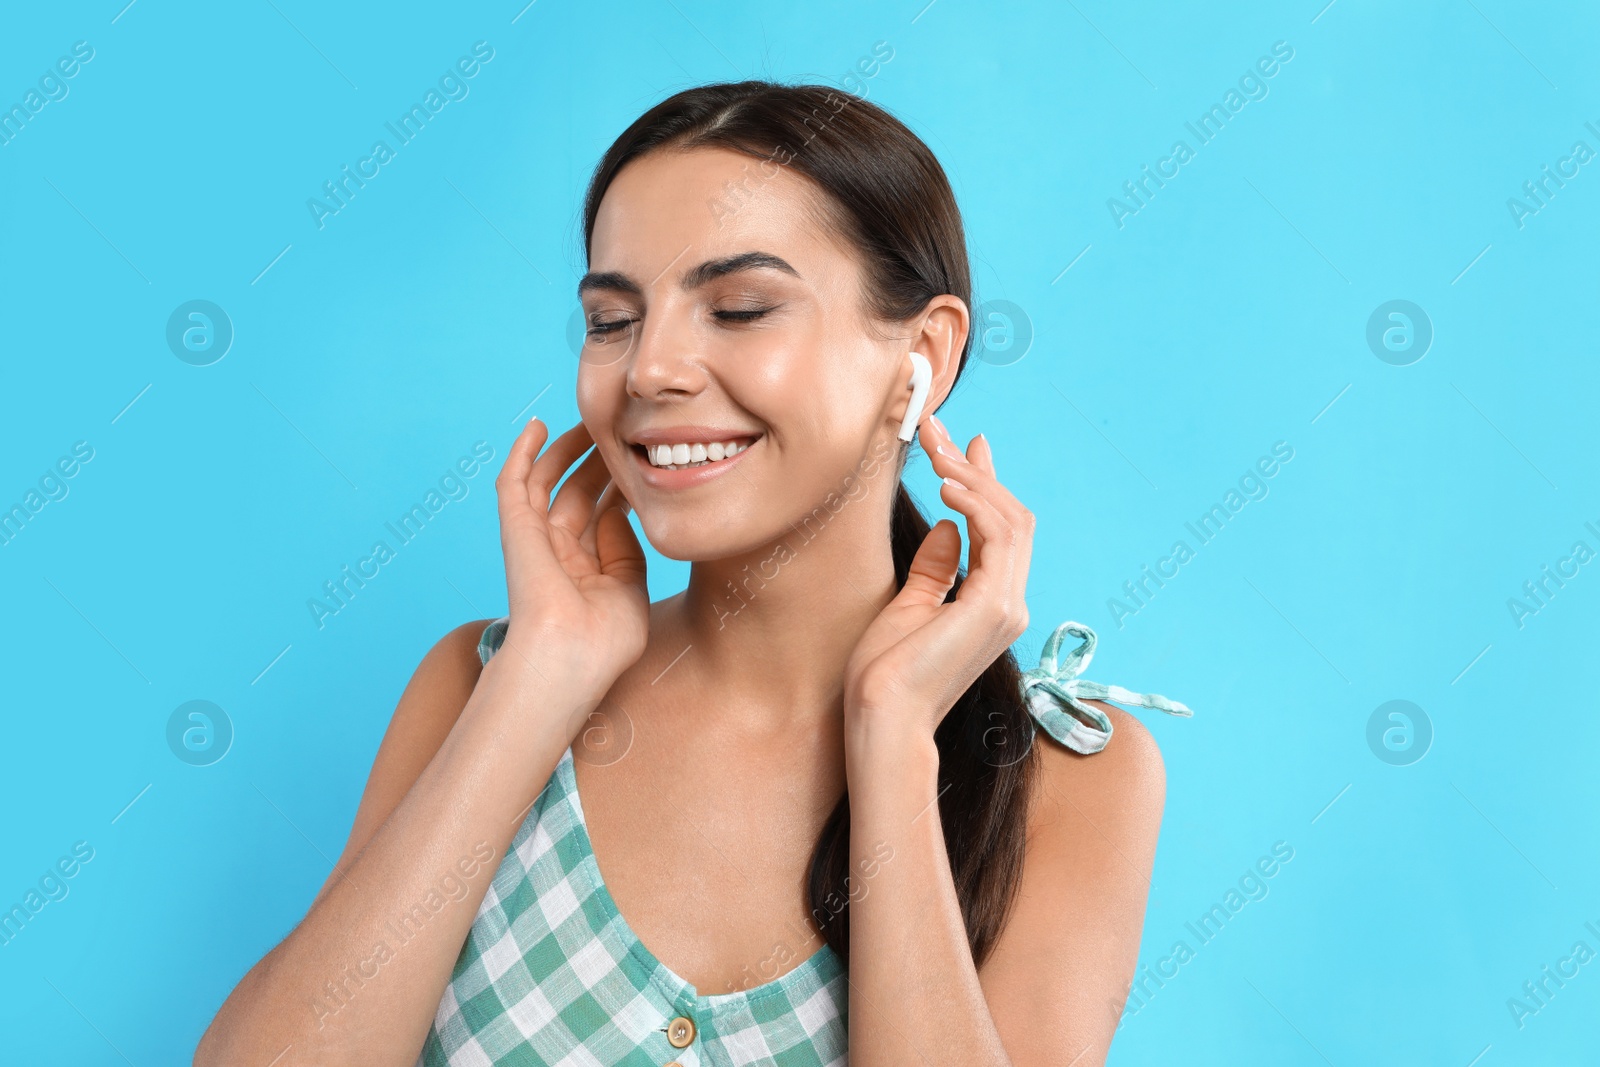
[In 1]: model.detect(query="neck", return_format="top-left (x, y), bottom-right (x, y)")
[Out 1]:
top-left (663, 484), bottom-right (902, 732)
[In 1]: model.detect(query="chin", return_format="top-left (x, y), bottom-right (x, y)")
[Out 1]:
top-left (636, 511), bottom-right (781, 565)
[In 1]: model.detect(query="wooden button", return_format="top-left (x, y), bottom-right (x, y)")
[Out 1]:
top-left (667, 1015), bottom-right (696, 1047)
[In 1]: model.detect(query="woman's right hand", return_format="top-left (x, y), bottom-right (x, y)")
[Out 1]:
top-left (493, 416), bottom-right (649, 703)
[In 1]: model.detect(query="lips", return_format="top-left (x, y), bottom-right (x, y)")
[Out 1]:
top-left (629, 433), bottom-right (762, 489)
top-left (628, 425), bottom-right (763, 447)
top-left (637, 437), bottom-right (758, 469)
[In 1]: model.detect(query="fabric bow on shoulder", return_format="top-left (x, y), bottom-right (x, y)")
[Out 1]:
top-left (1019, 620), bottom-right (1193, 755)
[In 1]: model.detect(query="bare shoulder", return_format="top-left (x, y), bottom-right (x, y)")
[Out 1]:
top-left (309, 617), bottom-right (498, 906)
top-left (980, 700), bottom-right (1167, 1067)
top-left (373, 616), bottom-right (497, 770)
top-left (1030, 700), bottom-right (1166, 829)
top-left (1020, 699), bottom-right (1167, 909)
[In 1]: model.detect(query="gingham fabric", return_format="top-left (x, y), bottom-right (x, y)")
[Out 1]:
top-left (1019, 620), bottom-right (1194, 755)
top-left (416, 616), bottom-right (850, 1067)
top-left (418, 615), bottom-right (1189, 1065)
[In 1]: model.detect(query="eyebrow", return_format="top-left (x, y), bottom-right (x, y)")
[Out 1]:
top-left (577, 251), bottom-right (800, 299)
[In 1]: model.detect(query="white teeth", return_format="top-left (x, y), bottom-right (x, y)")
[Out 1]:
top-left (644, 438), bottom-right (753, 469)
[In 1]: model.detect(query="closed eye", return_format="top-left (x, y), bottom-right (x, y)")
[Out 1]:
top-left (587, 305), bottom-right (779, 337)
top-left (713, 306), bottom-right (778, 323)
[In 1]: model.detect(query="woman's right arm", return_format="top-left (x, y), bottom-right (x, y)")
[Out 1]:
top-left (194, 417), bottom-right (648, 1067)
top-left (192, 620), bottom-right (585, 1067)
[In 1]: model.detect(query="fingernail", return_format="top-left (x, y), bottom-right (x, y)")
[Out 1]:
top-left (929, 413), bottom-right (947, 435)
top-left (935, 443), bottom-right (965, 462)
top-left (943, 476), bottom-right (967, 491)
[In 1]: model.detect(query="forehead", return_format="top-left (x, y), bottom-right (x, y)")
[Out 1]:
top-left (588, 145), bottom-right (853, 278)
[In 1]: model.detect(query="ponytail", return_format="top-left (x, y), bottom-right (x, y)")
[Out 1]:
top-left (807, 477), bottom-right (1040, 968)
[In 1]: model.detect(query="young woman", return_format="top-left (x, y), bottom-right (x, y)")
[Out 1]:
top-left (197, 80), bottom-right (1190, 1067)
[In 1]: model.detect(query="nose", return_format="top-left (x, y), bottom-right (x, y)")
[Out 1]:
top-left (622, 301), bottom-right (707, 402)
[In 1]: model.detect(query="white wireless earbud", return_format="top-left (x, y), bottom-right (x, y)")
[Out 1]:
top-left (896, 352), bottom-right (932, 442)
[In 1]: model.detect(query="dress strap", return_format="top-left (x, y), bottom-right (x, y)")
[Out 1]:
top-left (1019, 620), bottom-right (1192, 755)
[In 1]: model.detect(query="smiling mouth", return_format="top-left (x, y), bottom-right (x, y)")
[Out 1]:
top-left (633, 435), bottom-right (762, 472)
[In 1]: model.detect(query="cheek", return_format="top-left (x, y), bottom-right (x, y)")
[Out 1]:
top-left (575, 365), bottom-right (622, 424)
top-left (736, 321), bottom-right (873, 416)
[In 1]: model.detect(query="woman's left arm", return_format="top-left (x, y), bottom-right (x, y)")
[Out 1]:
top-left (845, 698), bottom-right (1163, 1067)
top-left (841, 414), bottom-right (1162, 1067)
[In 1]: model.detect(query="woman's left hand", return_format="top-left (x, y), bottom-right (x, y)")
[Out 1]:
top-left (841, 411), bottom-right (1037, 740)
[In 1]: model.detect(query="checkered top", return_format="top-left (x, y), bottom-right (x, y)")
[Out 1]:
top-left (417, 613), bottom-right (1189, 1065)
top-left (415, 617), bottom-right (850, 1067)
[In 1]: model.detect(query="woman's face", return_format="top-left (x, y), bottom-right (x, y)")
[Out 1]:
top-left (577, 146), bottom-right (915, 561)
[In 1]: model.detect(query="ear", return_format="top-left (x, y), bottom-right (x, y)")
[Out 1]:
top-left (905, 294), bottom-right (968, 417)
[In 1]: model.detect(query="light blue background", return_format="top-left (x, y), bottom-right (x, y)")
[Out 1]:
top-left (2, 0), bottom-right (1596, 1063)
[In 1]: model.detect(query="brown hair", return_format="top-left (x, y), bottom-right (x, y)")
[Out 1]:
top-left (580, 80), bottom-right (1040, 970)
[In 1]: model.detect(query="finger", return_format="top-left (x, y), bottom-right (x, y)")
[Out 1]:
top-left (594, 495), bottom-right (648, 590)
top-left (925, 417), bottom-right (989, 559)
top-left (937, 477), bottom-right (1029, 616)
top-left (926, 415), bottom-right (1022, 515)
top-left (890, 518), bottom-right (1021, 695)
top-left (921, 417), bottom-right (1034, 648)
top-left (526, 420), bottom-right (597, 516)
top-left (959, 433), bottom-right (996, 560)
top-left (892, 518), bottom-right (963, 610)
top-left (925, 413), bottom-right (982, 486)
top-left (497, 416), bottom-right (553, 530)
top-left (970, 432), bottom-right (997, 478)
top-left (905, 531), bottom-right (1033, 686)
top-left (959, 435), bottom-right (1028, 598)
top-left (549, 445), bottom-right (614, 540)
top-left (579, 480), bottom-right (623, 557)
top-left (954, 432), bottom-right (1034, 612)
top-left (496, 418), bottom-right (567, 616)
